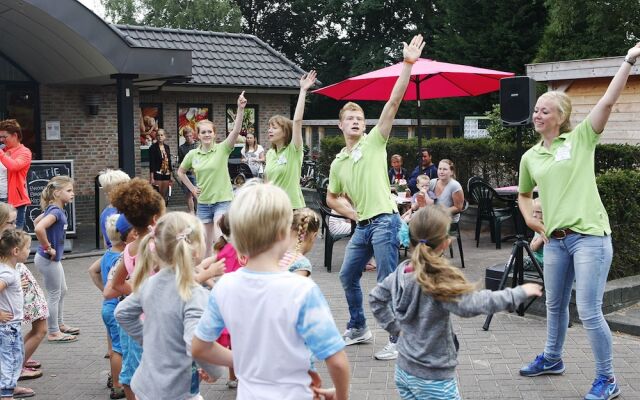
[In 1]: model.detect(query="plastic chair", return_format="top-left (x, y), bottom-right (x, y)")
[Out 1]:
top-left (316, 187), bottom-right (355, 272)
top-left (467, 176), bottom-right (488, 194)
top-left (468, 181), bottom-right (515, 249)
top-left (449, 199), bottom-right (468, 268)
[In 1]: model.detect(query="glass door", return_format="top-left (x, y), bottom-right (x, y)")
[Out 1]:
top-left (0, 83), bottom-right (39, 158)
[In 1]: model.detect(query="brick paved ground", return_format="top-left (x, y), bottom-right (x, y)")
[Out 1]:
top-left (20, 224), bottom-right (640, 399)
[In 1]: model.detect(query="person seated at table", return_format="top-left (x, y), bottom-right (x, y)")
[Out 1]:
top-left (388, 154), bottom-right (407, 184)
top-left (407, 148), bottom-right (437, 193)
top-left (524, 198), bottom-right (544, 271)
top-left (429, 159), bottom-right (464, 223)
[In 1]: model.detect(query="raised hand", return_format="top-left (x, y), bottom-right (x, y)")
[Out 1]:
top-left (237, 91), bottom-right (247, 109)
top-left (403, 34), bottom-right (425, 64)
top-left (300, 70), bottom-right (317, 91)
top-left (626, 42), bottom-right (640, 62)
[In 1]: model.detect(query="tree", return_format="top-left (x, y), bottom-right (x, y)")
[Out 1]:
top-left (102, 0), bottom-right (242, 32)
top-left (425, 0), bottom-right (547, 119)
top-left (535, 0), bottom-right (640, 62)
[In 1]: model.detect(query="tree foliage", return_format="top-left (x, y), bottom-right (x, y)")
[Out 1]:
top-left (102, 0), bottom-right (241, 31)
top-left (535, 0), bottom-right (640, 62)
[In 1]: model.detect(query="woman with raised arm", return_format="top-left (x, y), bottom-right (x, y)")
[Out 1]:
top-left (264, 71), bottom-right (317, 209)
top-left (517, 42), bottom-right (640, 400)
top-left (178, 92), bottom-right (247, 258)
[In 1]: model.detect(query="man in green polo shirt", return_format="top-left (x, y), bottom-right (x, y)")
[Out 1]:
top-left (327, 34), bottom-right (425, 361)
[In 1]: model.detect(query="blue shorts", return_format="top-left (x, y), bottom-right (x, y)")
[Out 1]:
top-left (196, 201), bottom-right (230, 224)
top-left (101, 302), bottom-right (122, 354)
top-left (118, 327), bottom-right (142, 386)
top-left (181, 174), bottom-right (197, 195)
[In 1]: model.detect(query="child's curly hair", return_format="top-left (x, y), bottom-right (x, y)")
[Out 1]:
top-left (110, 178), bottom-right (165, 230)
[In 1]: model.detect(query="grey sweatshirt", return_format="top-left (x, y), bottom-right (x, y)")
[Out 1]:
top-left (115, 268), bottom-right (224, 400)
top-left (369, 260), bottom-right (529, 380)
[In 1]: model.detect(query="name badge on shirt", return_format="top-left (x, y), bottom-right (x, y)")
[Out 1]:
top-left (351, 148), bottom-right (362, 163)
top-left (277, 155), bottom-right (287, 165)
top-left (555, 142), bottom-right (571, 161)
top-left (193, 158), bottom-right (200, 166)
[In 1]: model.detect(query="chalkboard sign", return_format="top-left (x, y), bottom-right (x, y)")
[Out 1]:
top-left (24, 160), bottom-right (76, 236)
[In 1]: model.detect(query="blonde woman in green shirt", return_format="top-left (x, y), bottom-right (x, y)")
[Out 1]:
top-left (518, 43), bottom-right (640, 400)
top-left (264, 71), bottom-right (317, 209)
top-left (178, 92), bottom-right (247, 257)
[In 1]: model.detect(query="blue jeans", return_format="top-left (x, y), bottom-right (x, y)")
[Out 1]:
top-left (543, 233), bottom-right (613, 377)
top-left (101, 302), bottom-right (122, 354)
top-left (15, 205), bottom-right (26, 230)
top-left (339, 213), bottom-right (400, 329)
top-left (196, 201), bottom-right (230, 224)
top-left (0, 322), bottom-right (24, 398)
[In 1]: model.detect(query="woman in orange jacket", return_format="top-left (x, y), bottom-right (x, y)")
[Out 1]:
top-left (0, 119), bottom-right (32, 230)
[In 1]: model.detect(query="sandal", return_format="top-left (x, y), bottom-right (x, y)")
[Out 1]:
top-left (18, 367), bottom-right (42, 381)
top-left (60, 325), bottom-right (80, 335)
top-left (24, 359), bottom-right (41, 369)
top-left (13, 386), bottom-right (35, 399)
top-left (110, 387), bottom-right (126, 399)
top-left (48, 333), bottom-right (78, 343)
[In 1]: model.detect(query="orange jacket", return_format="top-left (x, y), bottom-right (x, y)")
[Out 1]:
top-left (0, 143), bottom-right (32, 207)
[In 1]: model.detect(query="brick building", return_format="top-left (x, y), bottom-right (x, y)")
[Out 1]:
top-left (1, 0), bottom-right (305, 226)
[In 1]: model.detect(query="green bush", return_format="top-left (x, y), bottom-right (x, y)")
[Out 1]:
top-left (597, 169), bottom-right (640, 280)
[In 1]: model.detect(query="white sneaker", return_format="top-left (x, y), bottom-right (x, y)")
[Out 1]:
top-left (342, 327), bottom-right (372, 345)
top-left (374, 341), bottom-right (398, 360)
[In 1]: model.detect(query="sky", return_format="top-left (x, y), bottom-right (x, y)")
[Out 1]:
top-left (77, 0), bottom-right (106, 19)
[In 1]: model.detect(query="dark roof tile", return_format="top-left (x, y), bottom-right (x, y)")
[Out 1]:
top-left (114, 24), bottom-right (305, 88)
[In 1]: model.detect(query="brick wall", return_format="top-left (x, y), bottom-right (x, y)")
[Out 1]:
top-left (38, 85), bottom-right (291, 226)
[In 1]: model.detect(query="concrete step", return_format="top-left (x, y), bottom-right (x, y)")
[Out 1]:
top-left (605, 303), bottom-right (640, 336)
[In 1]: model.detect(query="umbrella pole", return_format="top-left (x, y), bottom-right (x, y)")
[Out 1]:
top-left (416, 78), bottom-right (422, 151)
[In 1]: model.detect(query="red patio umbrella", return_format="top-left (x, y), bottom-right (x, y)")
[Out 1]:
top-left (313, 58), bottom-right (514, 149)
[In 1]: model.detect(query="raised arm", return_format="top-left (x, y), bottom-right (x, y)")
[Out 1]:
top-left (590, 43), bottom-right (640, 133)
top-left (377, 35), bottom-right (425, 138)
top-left (224, 91), bottom-right (247, 148)
top-left (293, 70), bottom-right (317, 149)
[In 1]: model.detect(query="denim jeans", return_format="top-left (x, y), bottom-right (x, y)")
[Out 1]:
top-left (0, 322), bottom-right (24, 398)
top-left (15, 205), bottom-right (26, 230)
top-left (196, 201), bottom-right (230, 224)
top-left (339, 213), bottom-right (401, 329)
top-left (543, 233), bottom-right (613, 377)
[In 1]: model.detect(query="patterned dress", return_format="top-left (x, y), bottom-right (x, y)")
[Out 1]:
top-left (17, 263), bottom-right (49, 322)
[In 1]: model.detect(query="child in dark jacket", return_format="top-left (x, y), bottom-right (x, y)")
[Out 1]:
top-left (369, 205), bottom-right (542, 399)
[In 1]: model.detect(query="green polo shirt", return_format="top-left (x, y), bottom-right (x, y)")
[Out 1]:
top-left (265, 143), bottom-right (305, 209)
top-left (180, 142), bottom-right (233, 204)
top-left (519, 118), bottom-right (610, 237)
top-left (328, 126), bottom-right (397, 221)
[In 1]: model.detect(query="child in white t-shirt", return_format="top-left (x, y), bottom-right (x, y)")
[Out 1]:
top-left (192, 183), bottom-right (350, 400)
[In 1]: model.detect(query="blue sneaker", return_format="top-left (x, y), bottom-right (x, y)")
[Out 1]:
top-left (519, 354), bottom-right (565, 376)
top-left (584, 375), bottom-right (620, 400)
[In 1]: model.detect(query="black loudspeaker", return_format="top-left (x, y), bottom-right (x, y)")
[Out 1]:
top-left (500, 76), bottom-right (536, 126)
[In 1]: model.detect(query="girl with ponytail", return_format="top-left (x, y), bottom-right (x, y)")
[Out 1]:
top-left (369, 205), bottom-right (542, 400)
top-left (279, 207), bottom-right (320, 277)
top-left (115, 212), bottom-right (226, 400)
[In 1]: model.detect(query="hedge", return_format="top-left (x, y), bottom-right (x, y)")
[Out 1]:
top-left (319, 136), bottom-right (640, 279)
top-left (597, 169), bottom-right (640, 280)
top-left (319, 136), bottom-right (640, 192)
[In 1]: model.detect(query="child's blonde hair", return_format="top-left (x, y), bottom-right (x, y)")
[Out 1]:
top-left (416, 175), bottom-right (430, 186)
top-left (291, 208), bottom-right (320, 255)
top-left (99, 169), bottom-right (131, 194)
top-left (229, 183), bottom-right (292, 257)
top-left (409, 205), bottom-right (476, 302)
top-left (0, 202), bottom-right (16, 227)
top-left (133, 212), bottom-right (205, 301)
top-left (105, 214), bottom-right (122, 247)
top-left (0, 229), bottom-right (31, 261)
top-left (40, 175), bottom-right (73, 210)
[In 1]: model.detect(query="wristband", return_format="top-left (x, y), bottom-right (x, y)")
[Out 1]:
top-left (624, 56), bottom-right (636, 66)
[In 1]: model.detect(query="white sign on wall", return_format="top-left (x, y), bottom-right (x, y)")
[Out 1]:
top-left (463, 116), bottom-right (490, 139)
top-left (45, 120), bottom-right (61, 140)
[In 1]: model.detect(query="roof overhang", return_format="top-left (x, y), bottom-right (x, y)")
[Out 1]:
top-left (0, 0), bottom-right (192, 85)
top-left (527, 56), bottom-right (640, 82)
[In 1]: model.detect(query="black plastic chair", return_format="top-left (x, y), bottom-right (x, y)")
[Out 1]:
top-left (449, 200), bottom-right (468, 268)
top-left (468, 181), bottom-right (515, 249)
top-left (316, 187), bottom-right (355, 272)
top-left (467, 176), bottom-right (487, 194)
